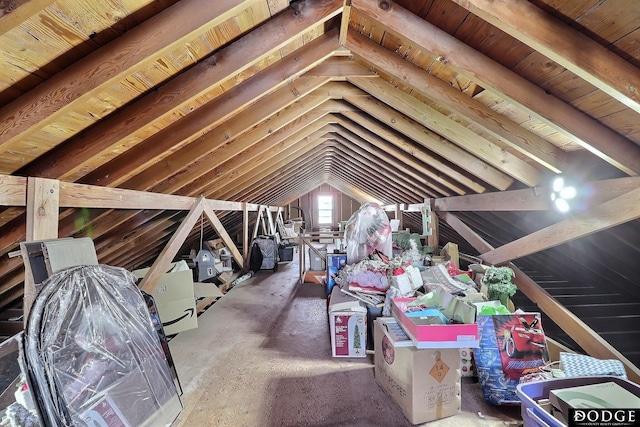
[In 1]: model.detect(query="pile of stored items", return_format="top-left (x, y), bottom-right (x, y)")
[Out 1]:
top-left (1, 265), bottom-right (183, 427)
top-left (325, 203), bottom-right (639, 425)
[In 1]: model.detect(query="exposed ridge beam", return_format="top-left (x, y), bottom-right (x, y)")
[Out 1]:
top-left (305, 57), bottom-right (377, 78)
top-left (329, 164), bottom-right (390, 204)
top-left (330, 132), bottom-right (440, 197)
top-left (215, 145), bottom-right (329, 201)
top-left (326, 141), bottom-right (423, 200)
top-left (236, 147), bottom-right (332, 201)
top-left (323, 150), bottom-right (395, 201)
top-left (256, 166), bottom-right (327, 205)
top-left (228, 149), bottom-right (331, 203)
top-left (351, 0), bottom-right (640, 175)
top-left (332, 128), bottom-right (448, 196)
top-left (224, 145), bottom-right (332, 202)
top-left (210, 131), bottom-right (334, 200)
top-left (324, 180), bottom-right (371, 204)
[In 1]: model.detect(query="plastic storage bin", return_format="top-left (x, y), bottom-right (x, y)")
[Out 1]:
top-left (516, 376), bottom-right (640, 427)
top-left (278, 244), bottom-right (295, 262)
top-left (308, 245), bottom-right (327, 270)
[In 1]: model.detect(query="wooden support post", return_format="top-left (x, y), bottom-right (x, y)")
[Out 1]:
top-left (252, 205), bottom-right (264, 240)
top-left (395, 203), bottom-right (403, 230)
top-left (26, 178), bottom-right (60, 241)
top-left (339, 0), bottom-right (351, 46)
top-left (426, 199), bottom-right (439, 250)
top-left (276, 208), bottom-right (284, 233)
top-left (266, 207), bottom-right (275, 235)
top-left (24, 177), bottom-right (60, 324)
top-left (299, 233), bottom-right (304, 285)
top-left (203, 201), bottom-right (244, 268)
top-left (139, 196), bottom-right (204, 293)
top-left (243, 202), bottom-right (249, 263)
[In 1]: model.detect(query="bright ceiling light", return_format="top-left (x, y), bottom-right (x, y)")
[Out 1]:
top-left (552, 177), bottom-right (564, 193)
top-left (559, 186), bottom-right (577, 200)
top-left (550, 175), bottom-right (577, 213)
top-left (554, 198), bottom-right (570, 213)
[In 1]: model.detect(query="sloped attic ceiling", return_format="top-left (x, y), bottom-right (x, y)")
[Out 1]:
top-left (0, 0), bottom-right (639, 366)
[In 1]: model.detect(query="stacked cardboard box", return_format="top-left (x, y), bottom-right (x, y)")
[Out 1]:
top-left (328, 286), bottom-right (367, 358)
top-left (374, 318), bottom-right (462, 424)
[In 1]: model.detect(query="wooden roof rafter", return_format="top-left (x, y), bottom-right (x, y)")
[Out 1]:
top-left (438, 210), bottom-right (640, 383)
top-left (0, 0), bottom-right (256, 151)
top-left (349, 0), bottom-right (640, 175)
top-left (449, 0), bottom-right (640, 113)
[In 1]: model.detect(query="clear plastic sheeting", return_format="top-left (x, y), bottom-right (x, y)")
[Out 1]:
top-left (344, 202), bottom-right (393, 264)
top-left (24, 265), bottom-right (182, 427)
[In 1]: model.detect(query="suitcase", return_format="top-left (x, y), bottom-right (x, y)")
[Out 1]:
top-left (254, 235), bottom-right (279, 271)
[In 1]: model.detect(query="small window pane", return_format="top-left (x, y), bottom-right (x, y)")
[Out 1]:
top-left (317, 195), bottom-right (333, 224)
top-left (318, 211), bottom-right (332, 223)
top-left (318, 195), bottom-right (332, 209)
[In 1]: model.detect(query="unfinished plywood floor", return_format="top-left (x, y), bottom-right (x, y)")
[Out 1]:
top-left (168, 258), bottom-right (522, 427)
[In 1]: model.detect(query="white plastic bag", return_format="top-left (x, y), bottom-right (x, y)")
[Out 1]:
top-left (344, 202), bottom-right (392, 264)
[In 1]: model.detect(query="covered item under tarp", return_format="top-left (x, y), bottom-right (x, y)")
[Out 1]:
top-left (253, 235), bottom-right (279, 272)
top-left (343, 202), bottom-right (392, 264)
top-left (24, 265), bottom-right (182, 427)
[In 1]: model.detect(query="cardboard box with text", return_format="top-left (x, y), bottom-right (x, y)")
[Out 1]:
top-left (374, 318), bottom-right (461, 424)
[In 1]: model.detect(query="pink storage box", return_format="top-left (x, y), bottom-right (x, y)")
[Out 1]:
top-left (392, 297), bottom-right (479, 349)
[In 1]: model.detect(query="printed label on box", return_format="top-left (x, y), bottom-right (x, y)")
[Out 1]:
top-left (430, 354), bottom-right (450, 383)
top-left (333, 314), bottom-right (365, 356)
top-left (81, 395), bottom-right (131, 427)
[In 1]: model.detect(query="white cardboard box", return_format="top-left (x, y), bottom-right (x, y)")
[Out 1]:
top-left (133, 261), bottom-right (197, 335)
top-left (328, 286), bottom-right (367, 357)
top-left (374, 317), bottom-right (461, 424)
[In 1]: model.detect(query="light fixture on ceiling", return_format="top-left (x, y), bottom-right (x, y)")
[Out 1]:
top-left (550, 176), bottom-right (577, 213)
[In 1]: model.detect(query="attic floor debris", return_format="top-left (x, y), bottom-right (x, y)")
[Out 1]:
top-left (168, 258), bottom-right (522, 427)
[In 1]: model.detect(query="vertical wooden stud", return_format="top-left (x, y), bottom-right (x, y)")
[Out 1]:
top-left (24, 177), bottom-right (60, 324)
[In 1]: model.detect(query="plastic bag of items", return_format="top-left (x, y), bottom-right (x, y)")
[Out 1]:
top-left (24, 265), bottom-right (182, 427)
top-left (344, 202), bottom-right (392, 264)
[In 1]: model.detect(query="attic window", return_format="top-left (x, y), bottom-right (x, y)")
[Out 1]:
top-left (317, 195), bottom-right (333, 225)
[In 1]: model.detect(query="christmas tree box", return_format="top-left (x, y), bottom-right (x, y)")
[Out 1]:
top-left (328, 286), bottom-right (367, 357)
top-left (374, 317), bottom-right (461, 424)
